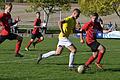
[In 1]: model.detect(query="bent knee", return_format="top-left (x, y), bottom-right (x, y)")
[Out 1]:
top-left (71, 48), bottom-right (77, 53)
top-left (98, 45), bottom-right (106, 53)
top-left (55, 52), bottom-right (61, 56)
top-left (40, 37), bottom-right (44, 41)
top-left (100, 47), bottom-right (106, 53)
top-left (93, 53), bottom-right (98, 58)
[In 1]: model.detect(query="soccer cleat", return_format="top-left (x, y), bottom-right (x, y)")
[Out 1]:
top-left (15, 53), bottom-right (24, 57)
top-left (37, 54), bottom-right (42, 64)
top-left (95, 62), bottom-right (104, 70)
top-left (25, 48), bottom-right (29, 51)
top-left (32, 42), bottom-right (36, 48)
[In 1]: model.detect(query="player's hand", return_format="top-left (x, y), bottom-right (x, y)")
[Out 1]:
top-left (80, 39), bottom-right (84, 44)
top-left (15, 16), bottom-right (21, 22)
top-left (108, 29), bottom-right (112, 32)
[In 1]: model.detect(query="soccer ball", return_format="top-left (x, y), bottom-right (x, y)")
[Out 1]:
top-left (77, 65), bottom-right (85, 73)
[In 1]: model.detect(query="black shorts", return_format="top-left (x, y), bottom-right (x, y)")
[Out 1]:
top-left (87, 41), bottom-right (100, 52)
top-left (31, 32), bottom-right (43, 39)
top-left (0, 33), bottom-right (19, 42)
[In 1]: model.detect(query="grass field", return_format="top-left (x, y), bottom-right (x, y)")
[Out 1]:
top-left (0, 36), bottom-right (120, 80)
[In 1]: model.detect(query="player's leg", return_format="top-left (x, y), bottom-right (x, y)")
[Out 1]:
top-left (33, 33), bottom-right (44, 48)
top-left (37, 38), bottom-right (64, 64)
top-left (67, 44), bottom-right (77, 68)
top-left (8, 33), bottom-right (23, 57)
top-left (25, 39), bottom-right (34, 51)
top-left (42, 45), bottom-right (63, 58)
top-left (95, 45), bottom-right (106, 69)
top-left (84, 41), bottom-right (100, 67)
top-left (37, 45), bottom-right (63, 64)
top-left (25, 34), bottom-right (36, 50)
top-left (85, 52), bottom-right (98, 67)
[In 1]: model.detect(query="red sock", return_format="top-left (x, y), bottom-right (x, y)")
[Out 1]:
top-left (97, 52), bottom-right (104, 64)
top-left (85, 56), bottom-right (96, 66)
top-left (15, 40), bottom-right (22, 54)
top-left (26, 41), bottom-right (33, 48)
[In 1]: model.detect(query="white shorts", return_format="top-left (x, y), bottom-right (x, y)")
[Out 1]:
top-left (57, 38), bottom-right (72, 48)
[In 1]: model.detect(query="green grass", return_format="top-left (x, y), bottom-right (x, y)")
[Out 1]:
top-left (0, 36), bottom-right (120, 80)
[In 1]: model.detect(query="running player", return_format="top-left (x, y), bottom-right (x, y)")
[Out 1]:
top-left (37, 8), bottom-right (81, 69)
top-left (25, 12), bottom-right (44, 51)
top-left (80, 13), bottom-right (111, 70)
top-left (0, 3), bottom-right (23, 57)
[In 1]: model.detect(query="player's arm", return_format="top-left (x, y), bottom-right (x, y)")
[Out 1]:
top-left (0, 13), bottom-right (5, 32)
top-left (80, 23), bottom-right (90, 44)
top-left (34, 26), bottom-right (41, 28)
top-left (58, 20), bottom-right (66, 34)
top-left (103, 29), bottom-right (111, 33)
top-left (79, 29), bottom-right (84, 44)
top-left (11, 16), bottom-right (20, 26)
top-left (98, 22), bottom-right (111, 33)
top-left (75, 21), bottom-right (81, 30)
top-left (73, 21), bottom-right (81, 33)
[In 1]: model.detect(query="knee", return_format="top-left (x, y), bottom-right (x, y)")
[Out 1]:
top-left (40, 37), bottom-right (44, 41)
top-left (55, 52), bottom-right (61, 56)
top-left (30, 39), bottom-right (34, 42)
top-left (71, 48), bottom-right (77, 53)
top-left (55, 51), bottom-right (61, 56)
top-left (93, 53), bottom-right (98, 58)
top-left (100, 46), bottom-right (106, 53)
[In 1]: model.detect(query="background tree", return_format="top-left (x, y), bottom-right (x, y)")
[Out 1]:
top-left (26, 0), bottom-right (71, 27)
top-left (78, 0), bottom-right (120, 18)
top-left (0, 0), bottom-right (4, 10)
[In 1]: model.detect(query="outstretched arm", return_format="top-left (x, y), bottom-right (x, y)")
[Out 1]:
top-left (11, 16), bottom-right (20, 26)
top-left (103, 29), bottom-right (111, 33)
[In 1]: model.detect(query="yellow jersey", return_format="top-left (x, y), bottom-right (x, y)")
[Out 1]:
top-left (59, 16), bottom-right (76, 39)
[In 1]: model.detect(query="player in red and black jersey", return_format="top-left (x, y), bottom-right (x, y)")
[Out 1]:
top-left (25, 12), bottom-right (44, 51)
top-left (0, 3), bottom-right (23, 57)
top-left (80, 13), bottom-right (111, 70)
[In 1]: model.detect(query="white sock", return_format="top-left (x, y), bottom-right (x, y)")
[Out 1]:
top-left (42, 51), bottom-right (56, 58)
top-left (69, 52), bottom-right (75, 67)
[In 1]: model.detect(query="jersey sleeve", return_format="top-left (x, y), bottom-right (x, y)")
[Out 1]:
top-left (81, 22), bottom-right (90, 31)
top-left (33, 19), bottom-right (37, 26)
top-left (64, 17), bottom-right (70, 23)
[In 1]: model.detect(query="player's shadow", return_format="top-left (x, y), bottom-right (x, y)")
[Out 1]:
top-left (104, 68), bottom-right (120, 72)
top-left (43, 62), bottom-right (84, 66)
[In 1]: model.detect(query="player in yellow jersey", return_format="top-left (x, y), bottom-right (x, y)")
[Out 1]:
top-left (37, 8), bottom-right (81, 69)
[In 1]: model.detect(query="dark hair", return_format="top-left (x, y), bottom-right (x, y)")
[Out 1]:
top-left (91, 12), bottom-right (99, 17)
top-left (5, 2), bottom-right (12, 9)
top-left (36, 12), bottom-right (40, 14)
top-left (73, 8), bottom-right (81, 14)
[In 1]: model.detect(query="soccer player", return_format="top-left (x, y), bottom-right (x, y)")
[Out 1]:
top-left (80, 13), bottom-right (111, 70)
top-left (37, 8), bottom-right (81, 69)
top-left (0, 3), bottom-right (23, 57)
top-left (25, 12), bottom-right (44, 51)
